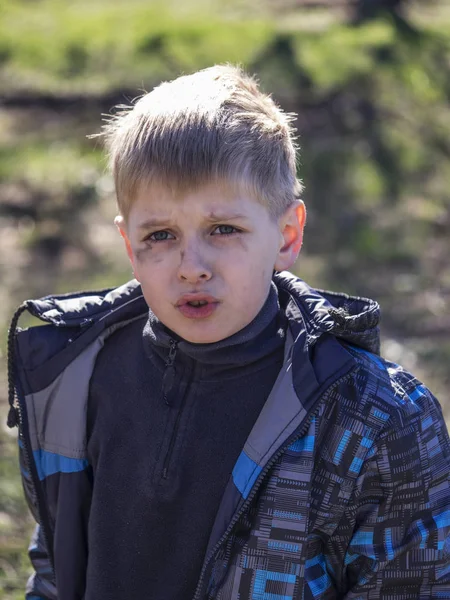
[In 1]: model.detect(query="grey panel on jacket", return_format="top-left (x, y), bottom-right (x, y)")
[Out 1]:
top-left (243, 330), bottom-right (307, 467)
top-left (24, 320), bottom-right (138, 458)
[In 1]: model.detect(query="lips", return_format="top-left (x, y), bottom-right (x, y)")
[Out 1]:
top-left (175, 294), bottom-right (220, 319)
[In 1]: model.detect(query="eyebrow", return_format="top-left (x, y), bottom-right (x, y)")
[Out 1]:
top-left (137, 211), bottom-right (248, 231)
top-left (204, 211), bottom-right (248, 223)
top-left (137, 217), bottom-right (172, 231)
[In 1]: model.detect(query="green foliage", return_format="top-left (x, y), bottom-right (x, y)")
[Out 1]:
top-left (293, 21), bottom-right (396, 93)
top-left (0, 142), bottom-right (101, 187)
top-left (0, 0), bottom-right (271, 94)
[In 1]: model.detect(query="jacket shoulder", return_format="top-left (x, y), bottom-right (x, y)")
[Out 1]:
top-left (345, 344), bottom-right (447, 434)
top-left (22, 279), bottom-right (145, 328)
top-left (14, 280), bottom-right (147, 372)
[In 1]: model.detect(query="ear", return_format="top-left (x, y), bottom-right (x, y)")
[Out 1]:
top-left (274, 201), bottom-right (306, 271)
top-left (114, 215), bottom-right (140, 281)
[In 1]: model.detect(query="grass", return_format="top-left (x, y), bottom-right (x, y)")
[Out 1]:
top-left (0, 0), bottom-right (271, 96)
top-left (2, 0), bottom-right (447, 97)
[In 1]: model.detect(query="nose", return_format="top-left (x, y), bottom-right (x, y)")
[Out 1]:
top-left (177, 243), bottom-right (212, 284)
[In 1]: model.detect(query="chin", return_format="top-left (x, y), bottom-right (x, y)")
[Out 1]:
top-left (180, 326), bottom-right (232, 345)
top-left (182, 333), bottom-right (225, 345)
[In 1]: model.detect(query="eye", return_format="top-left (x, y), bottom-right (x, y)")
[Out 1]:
top-left (212, 224), bottom-right (239, 236)
top-left (147, 230), bottom-right (175, 242)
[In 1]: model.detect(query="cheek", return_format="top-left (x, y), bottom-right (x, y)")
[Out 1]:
top-left (134, 247), bottom-right (176, 280)
top-left (138, 266), bottom-right (170, 314)
top-left (134, 245), bottom-right (164, 264)
top-left (225, 236), bottom-right (275, 275)
top-left (132, 248), bottom-right (170, 289)
top-left (225, 251), bottom-right (274, 305)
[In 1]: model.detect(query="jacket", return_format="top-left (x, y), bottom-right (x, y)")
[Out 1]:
top-left (7, 271), bottom-right (450, 599)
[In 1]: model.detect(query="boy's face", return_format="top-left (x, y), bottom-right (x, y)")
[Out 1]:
top-left (116, 180), bottom-right (305, 344)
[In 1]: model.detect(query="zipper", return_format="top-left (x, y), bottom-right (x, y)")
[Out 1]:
top-left (192, 367), bottom-right (357, 600)
top-left (16, 373), bottom-right (56, 578)
top-left (161, 338), bottom-right (191, 480)
top-left (162, 390), bottom-right (188, 479)
top-left (162, 339), bottom-right (178, 406)
top-left (7, 306), bottom-right (56, 579)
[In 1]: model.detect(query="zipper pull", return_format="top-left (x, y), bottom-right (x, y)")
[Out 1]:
top-left (7, 405), bottom-right (19, 428)
top-left (162, 340), bottom-right (178, 406)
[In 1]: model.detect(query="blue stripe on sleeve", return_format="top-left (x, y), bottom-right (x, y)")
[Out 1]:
top-left (33, 449), bottom-right (88, 480)
top-left (19, 438), bottom-right (88, 480)
top-left (232, 451), bottom-right (262, 500)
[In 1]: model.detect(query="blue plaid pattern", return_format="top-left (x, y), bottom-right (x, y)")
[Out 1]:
top-left (211, 347), bottom-right (450, 599)
top-left (12, 274), bottom-right (450, 599)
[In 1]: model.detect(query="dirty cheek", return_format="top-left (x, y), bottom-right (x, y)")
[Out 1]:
top-left (135, 246), bottom-right (165, 264)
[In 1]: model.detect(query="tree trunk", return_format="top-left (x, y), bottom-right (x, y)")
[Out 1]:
top-left (354, 0), bottom-right (407, 22)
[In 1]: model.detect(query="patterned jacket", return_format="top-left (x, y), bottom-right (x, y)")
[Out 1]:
top-left (7, 271), bottom-right (450, 599)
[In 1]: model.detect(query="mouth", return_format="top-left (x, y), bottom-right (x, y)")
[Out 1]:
top-left (185, 300), bottom-right (208, 307)
top-left (175, 294), bottom-right (220, 319)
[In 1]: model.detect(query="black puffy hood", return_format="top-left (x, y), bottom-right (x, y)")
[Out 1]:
top-left (273, 271), bottom-right (381, 356)
top-left (14, 270), bottom-right (381, 367)
top-left (8, 271), bottom-right (380, 429)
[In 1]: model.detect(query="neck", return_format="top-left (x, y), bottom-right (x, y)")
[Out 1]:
top-left (143, 282), bottom-right (286, 374)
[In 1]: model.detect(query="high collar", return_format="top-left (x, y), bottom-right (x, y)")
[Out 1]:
top-left (143, 282), bottom-right (286, 376)
top-left (25, 271), bottom-right (380, 356)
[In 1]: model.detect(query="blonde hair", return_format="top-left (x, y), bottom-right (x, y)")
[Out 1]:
top-left (100, 64), bottom-right (302, 219)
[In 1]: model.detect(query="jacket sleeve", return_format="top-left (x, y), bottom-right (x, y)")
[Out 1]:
top-left (19, 439), bottom-right (92, 600)
top-left (19, 440), bottom-right (57, 600)
top-left (331, 383), bottom-right (450, 597)
top-left (19, 441), bottom-right (57, 600)
top-left (26, 525), bottom-right (58, 600)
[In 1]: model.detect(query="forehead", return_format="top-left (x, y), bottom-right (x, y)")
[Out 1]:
top-left (128, 178), bottom-right (267, 221)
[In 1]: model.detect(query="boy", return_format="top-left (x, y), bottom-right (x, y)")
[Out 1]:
top-left (7, 64), bottom-right (450, 599)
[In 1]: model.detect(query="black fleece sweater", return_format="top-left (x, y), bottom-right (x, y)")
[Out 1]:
top-left (86, 284), bottom-right (286, 600)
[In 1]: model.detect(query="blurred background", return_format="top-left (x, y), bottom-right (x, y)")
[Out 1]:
top-left (1, 0), bottom-right (449, 596)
